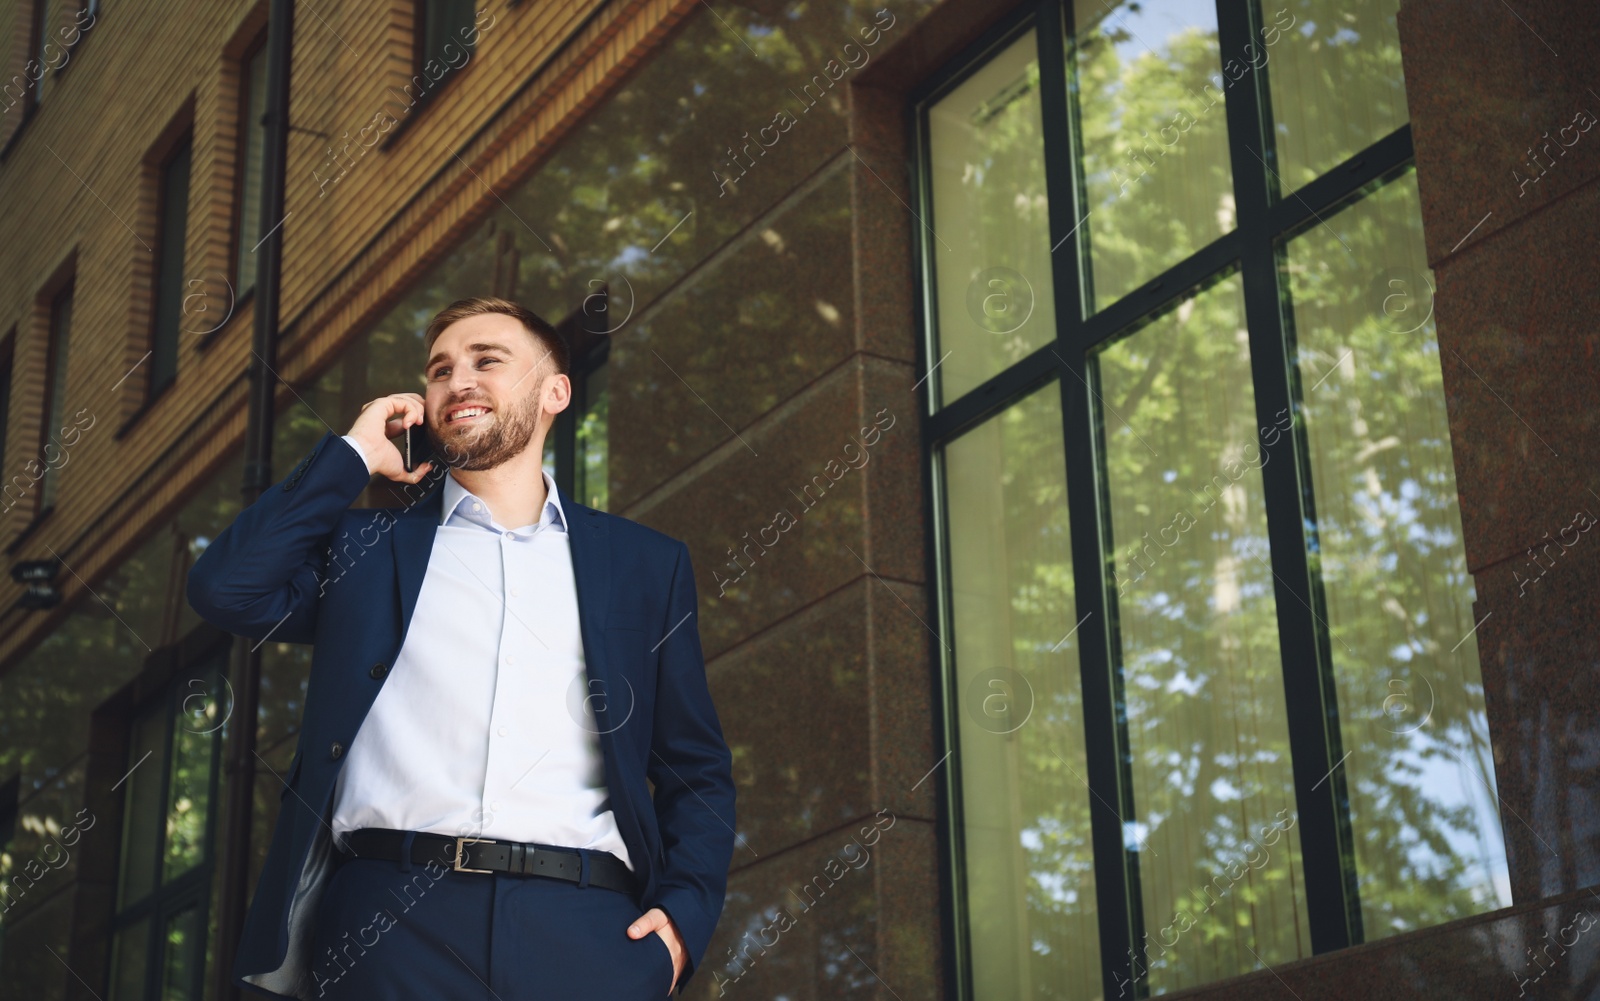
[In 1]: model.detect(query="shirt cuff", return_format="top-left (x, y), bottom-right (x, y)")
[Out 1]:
top-left (340, 434), bottom-right (374, 474)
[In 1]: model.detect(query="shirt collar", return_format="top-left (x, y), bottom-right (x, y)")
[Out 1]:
top-left (439, 467), bottom-right (567, 534)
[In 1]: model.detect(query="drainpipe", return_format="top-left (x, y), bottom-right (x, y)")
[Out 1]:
top-left (212, 0), bottom-right (294, 997)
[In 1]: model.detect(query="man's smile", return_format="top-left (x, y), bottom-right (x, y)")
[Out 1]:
top-left (445, 404), bottom-right (493, 424)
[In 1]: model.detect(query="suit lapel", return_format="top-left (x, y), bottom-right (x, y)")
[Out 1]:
top-left (392, 474), bottom-right (446, 635)
top-left (557, 482), bottom-right (639, 858)
top-left (559, 480), bottom-right (615, 716)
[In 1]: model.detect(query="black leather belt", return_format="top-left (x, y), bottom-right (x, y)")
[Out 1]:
top-left (338, 828), bottom-right (640, 895)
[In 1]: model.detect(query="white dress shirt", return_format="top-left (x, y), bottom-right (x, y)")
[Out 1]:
top-left (328, 435), bottom-right (632, 870)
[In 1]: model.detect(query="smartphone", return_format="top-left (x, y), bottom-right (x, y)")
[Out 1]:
top-left (402, 422), bottom-right (429, 472)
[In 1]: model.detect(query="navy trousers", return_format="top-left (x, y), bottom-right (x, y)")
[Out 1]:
top-left (305, 839), bottom-right (675, 1000)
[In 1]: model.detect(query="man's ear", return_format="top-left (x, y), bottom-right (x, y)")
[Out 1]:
top-left (546, 372), bottom-right (574, 415)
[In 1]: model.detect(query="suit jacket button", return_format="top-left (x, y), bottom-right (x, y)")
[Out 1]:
top-left (283, 454), bottom-right (314, 491)
top-left (369, 663), bottom-right (388, 680)
top-left (330, 741), bottom-right (344, 760)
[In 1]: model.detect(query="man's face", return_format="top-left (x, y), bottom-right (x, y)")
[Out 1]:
top-left (422, 313), bottom-right (565, 471)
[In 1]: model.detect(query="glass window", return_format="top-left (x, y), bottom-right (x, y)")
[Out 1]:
top-left (575, 360), bottom-right (608, 511)
top-left (1096, 274), bottom-right (1309, 989)
top-left (1067, 0), bottom-right (1236, 311)
top-left (918, 3), bottom-right (1503, 997)
top-left (115, 707), bottom-right (166, 908)
top-left (235, 43), bottom-right (269, 298)
top-left (418, 0), bottom-right (477, 70)
top-left (159, 904), bottom-right (205, 1001)
top-left (39, 281), bottom-right (72, 513)
top-left (107, 917), bottom-right (150, 1001)
top-left (0, 776), bottom-right (18, 968)
top-left (1285, 168), bottom-right (1510, 933)
top-left (925, 27), bottom-right (1056, 406)
top-left (32, 0), bottom-right (53, 105)
top-left (1263, 0), bottom-right (1409, 192)
top-left (108, 665), bottom-right (225, 1001)
top-left (151, 135), bottom-right (192, 397)
top-left (941, 381), bottom-right (1101, 999)
top-left (0, 336), bottom-right (13, 479)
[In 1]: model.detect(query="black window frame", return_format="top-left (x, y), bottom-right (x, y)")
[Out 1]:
top-left (910, 2), bottom-right (1422, 997)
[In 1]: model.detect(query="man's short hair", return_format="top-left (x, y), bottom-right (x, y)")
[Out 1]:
top-left (422, 297), bottom-right (570, 377)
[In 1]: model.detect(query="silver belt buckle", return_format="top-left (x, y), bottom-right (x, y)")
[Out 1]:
top-left (454, 836), bottom-right (496, 873)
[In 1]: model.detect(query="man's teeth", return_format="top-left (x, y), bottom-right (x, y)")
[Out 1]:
top-left (450, 407), bottom-right (489, 422)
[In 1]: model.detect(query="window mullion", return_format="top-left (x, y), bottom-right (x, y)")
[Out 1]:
top-left (1037, 1), bottom-right (1144, 997)
top-left (1215, 0), bottom-right (1361, 953)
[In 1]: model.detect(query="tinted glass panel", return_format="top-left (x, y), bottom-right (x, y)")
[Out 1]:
top-left (236, 45), bottom-right (269, 295)
top-left (1286, 169), bottom-right (1511, 934)
top-left (153, 138), bottom-right (192, 393)
top-left (1068, 0), bottom-right (1236, 311)
top-left (944, 381), bottom-right (1102, 999)
top-left (107, 918), bottom-right (150, 1001)
top-left (117, 704), bottom-right (165, 907)
top-left (926, 28), bottom-right (1055, 406)
top-left (160, 903), bottom-right (204, 1001)
top-left (1264, 0), bottom-right (1408, 192)
top-left (1096, 274), bottom-right (1310, 990)
top-left (577, 363), bottom-right (609, 511)
top-left (162, 675), bottom-right (219, 883)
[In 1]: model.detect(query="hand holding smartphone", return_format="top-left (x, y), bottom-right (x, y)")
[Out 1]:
top-left (346, 394), bottom-right (433, 484)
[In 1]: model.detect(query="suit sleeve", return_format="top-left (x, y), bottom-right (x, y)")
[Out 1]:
top-left (186, 431), bottom-right (372, 645)
top-left (645, 540), bottom-right (737, 995)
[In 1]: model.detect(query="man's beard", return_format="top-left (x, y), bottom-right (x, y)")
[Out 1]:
top-left (426, 389), bottom-right (543, 471)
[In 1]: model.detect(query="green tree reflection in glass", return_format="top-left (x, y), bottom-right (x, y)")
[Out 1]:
top-left (1286, 169), bottom-right (1510, 935)
top-left (1096, 273), bottom-right (1310, 993)
top-left (163, 672), bottom-right (222, 884)
top-left (926, 28), bottom-right (1056, 406)
top-left (1264, 0), bottom-right (1408, 194)
top-left (944, 381), bottom-right (1101, 1000)
top-left (1068, 0), bottom-right (1236, 313)
top-left (160, 903), bottom-right (203, 1000)
top-left (577, 363), bottom-right (609, 511)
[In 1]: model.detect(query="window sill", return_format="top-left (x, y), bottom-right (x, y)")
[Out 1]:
top-left (0, 100), bottom-right (40, 163)
top-left (378, 55), bottom-right (473, 151)
top-left (194, 284), bottom-right (254, 354)
top-left (115, 372), bottom-right (175, 442)
top-left (5, 503), bottom-right (56, 555)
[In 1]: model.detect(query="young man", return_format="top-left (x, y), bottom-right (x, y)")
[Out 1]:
top-left (188, 297), bottom-right (736, 1000)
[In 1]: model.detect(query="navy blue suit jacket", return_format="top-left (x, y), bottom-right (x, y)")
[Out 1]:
top-left (187, 431), bottom-right (736, 999)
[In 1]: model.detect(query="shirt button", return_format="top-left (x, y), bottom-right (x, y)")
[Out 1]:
top-left (504, 531), bottom-right (515, 539)
top-left (504, 656), bottom-right (513, 665)
top-left (497, 727), bottom-right (508, 737)
top-left (511, 587), bottom-right (520, 597)
top-left (472, 502), bottom-right (482, 512)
